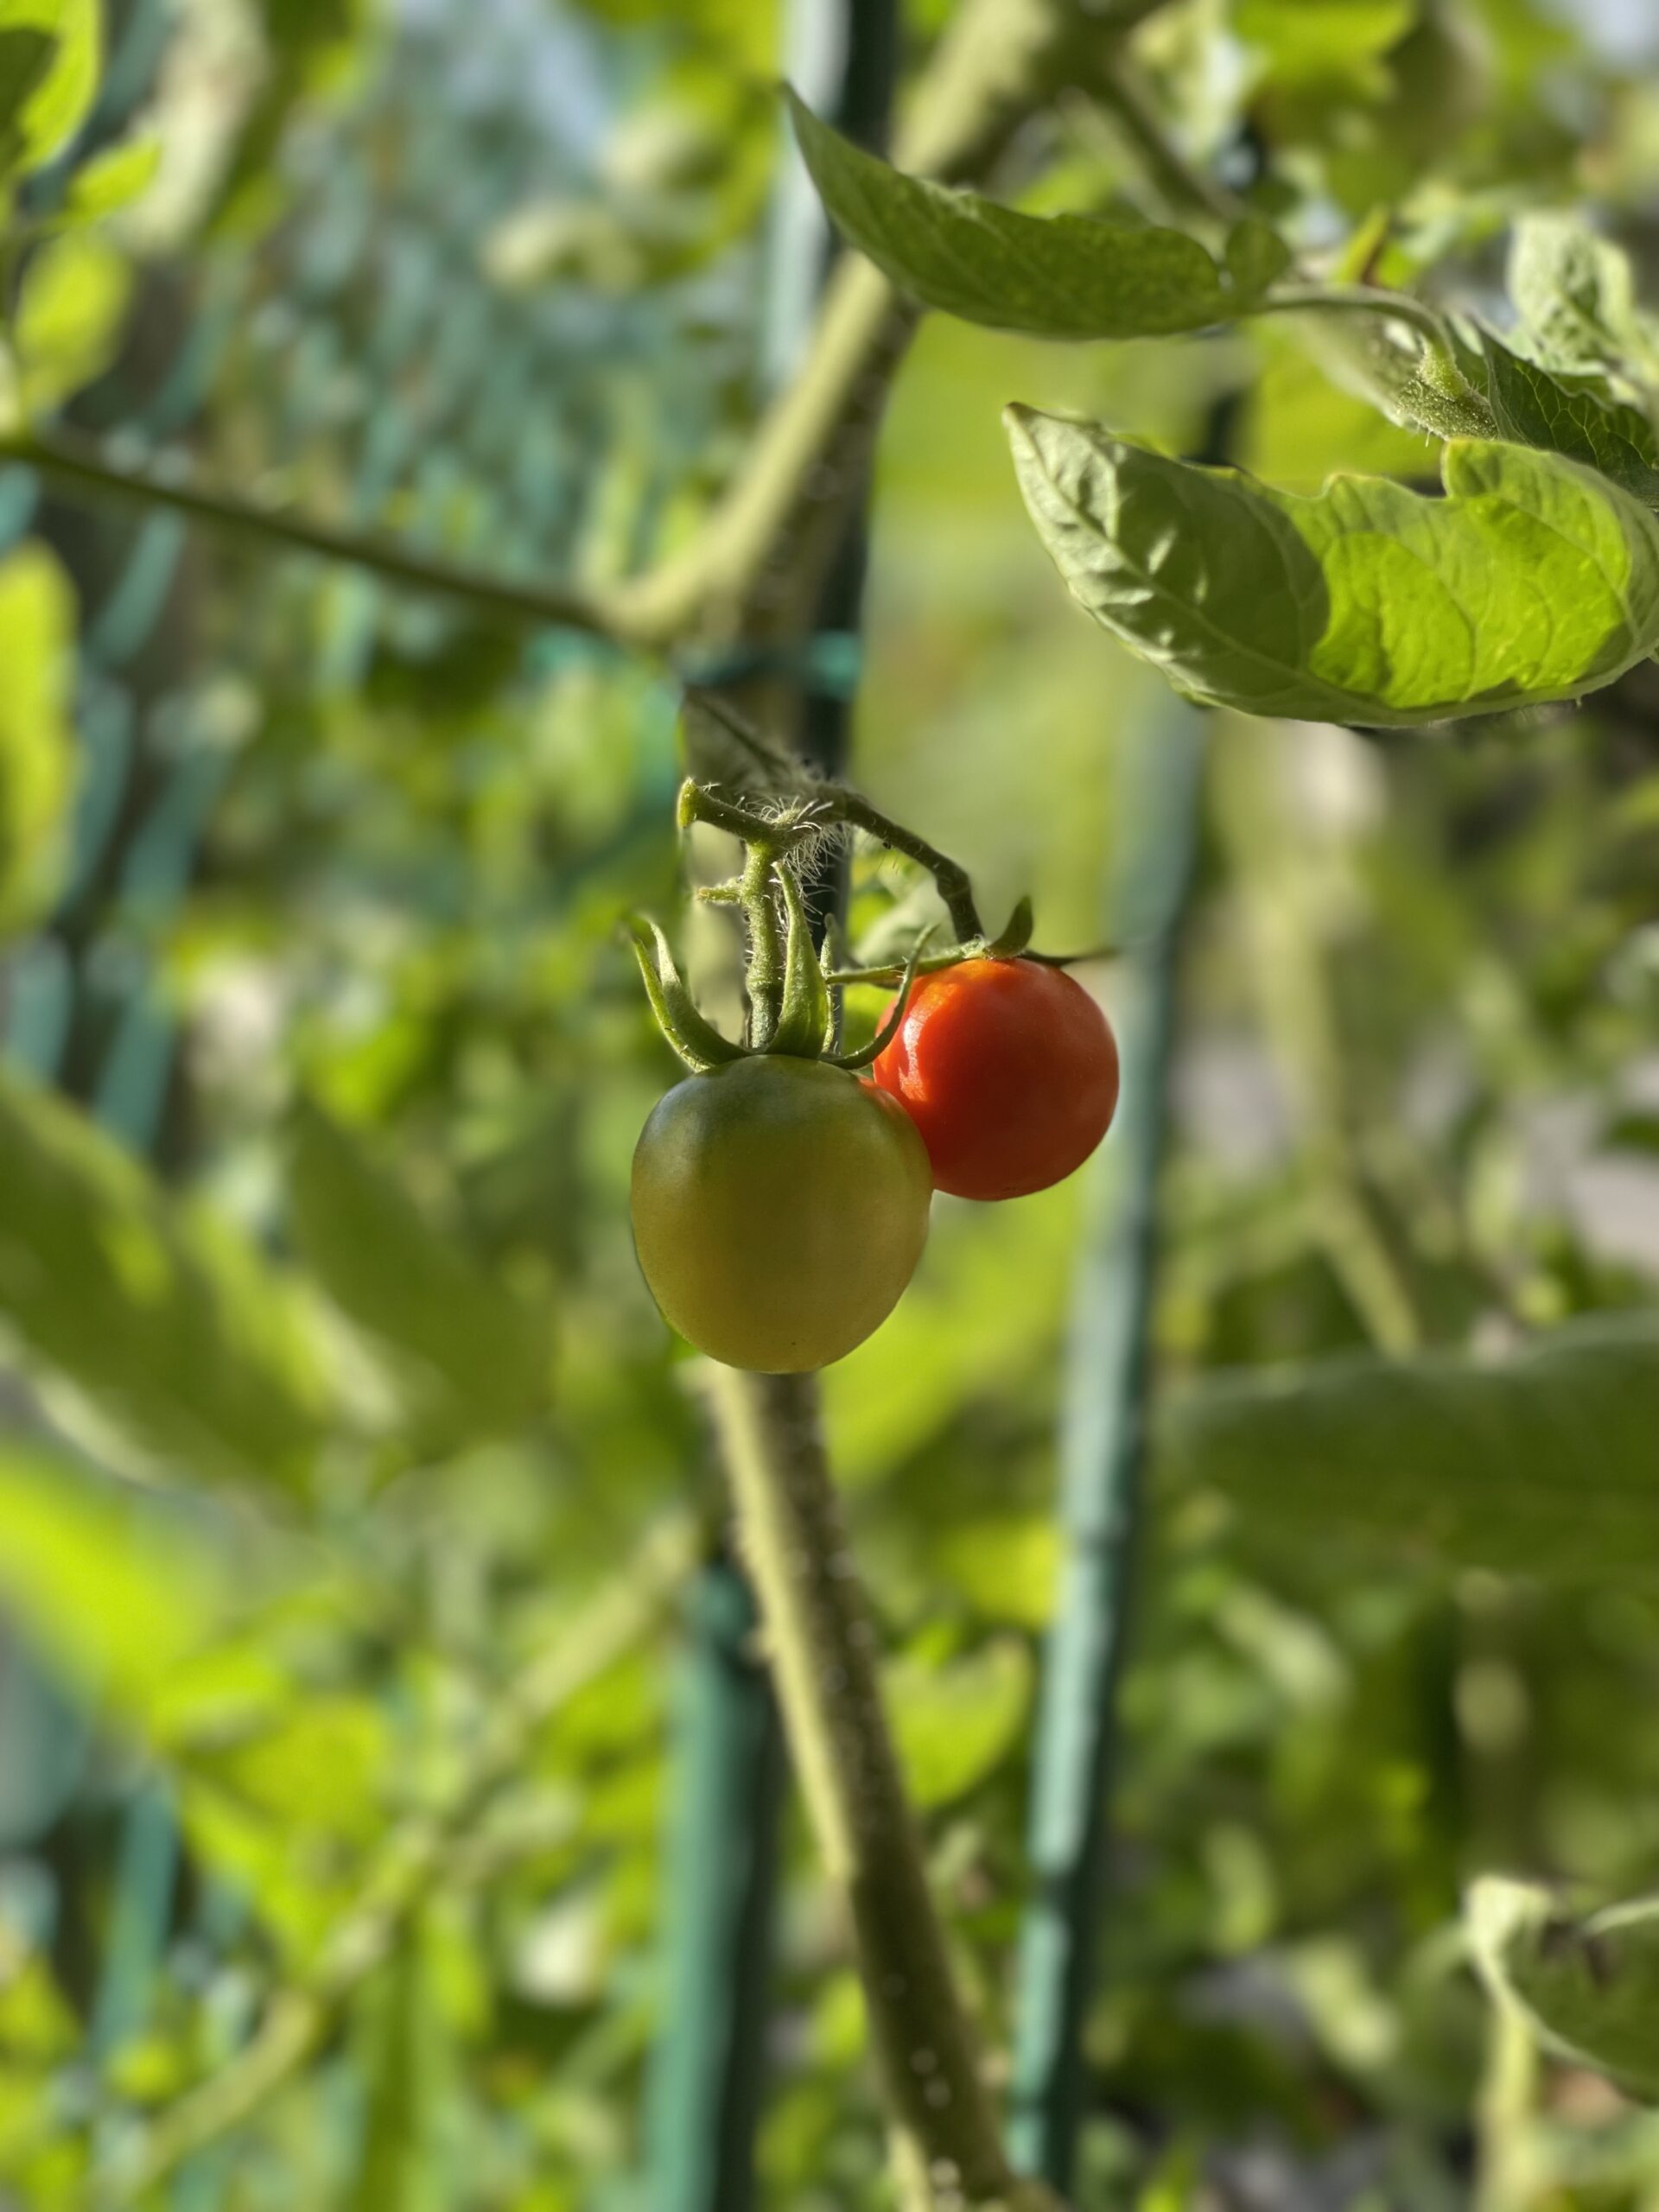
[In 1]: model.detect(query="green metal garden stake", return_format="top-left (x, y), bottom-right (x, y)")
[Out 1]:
top-left (1009, 697), bottom-right (1208, 2194)
top-left (644, 1556), bottom-right (785, 2212)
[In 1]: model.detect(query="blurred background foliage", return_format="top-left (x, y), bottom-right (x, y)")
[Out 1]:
top-left (7, 1), bottom-right (1659, 2208)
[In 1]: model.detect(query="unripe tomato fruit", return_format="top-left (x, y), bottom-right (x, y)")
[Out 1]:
top-left (870, 958), bottom-right (1119, 1201)
top-left (631, 1055), bottom-right (932, 1372)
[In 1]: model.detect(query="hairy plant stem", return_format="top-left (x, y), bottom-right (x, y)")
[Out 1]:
top-left (1253, 283), bottom-right (1462, 359)
top-left (0, 424), bottom-right (659, 645)
top-left (624, 0), bottom-right (1127, 654)
top-left (830, 787), bottom-right (986, 942)
top-left (706, 1368), bottom-right (1058, 2212)
top-left (682, 762), bottom-right (988, 946)
top-left (740, 841), bottom-right (787, 1048)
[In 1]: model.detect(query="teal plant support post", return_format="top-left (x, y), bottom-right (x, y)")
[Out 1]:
top-left (644, 1557), bottom-right (785, 2212)
top-left (1009, 697), bottom-right (1208, 2192)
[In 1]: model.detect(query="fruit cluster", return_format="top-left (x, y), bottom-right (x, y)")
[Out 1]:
top-left (628, 779), bottom-right (1120, 1373)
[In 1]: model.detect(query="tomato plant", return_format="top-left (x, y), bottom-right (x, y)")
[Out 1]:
top-left (631, 1054), bottom-right (931, 1371)
top-left (12, 5), bottom-right (1659, 2212)
top-left (871, 957), bottom-right (1120, 1200)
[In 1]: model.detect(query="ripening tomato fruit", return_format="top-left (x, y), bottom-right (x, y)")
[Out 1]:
top-left (631, 1055), bottom-right (932, 1372)
top-left (870, 958), bottom-right (1119, 1201)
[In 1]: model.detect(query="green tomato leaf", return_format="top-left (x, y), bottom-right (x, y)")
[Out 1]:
top-left (289, 1103), bottom-right (552, 1441)
top-left (0, 28), bottom-right (53, 158)
top-left (769, 859), bottom-right (833, 1058)
top-left (788, 89), bottom-right (1284, 340)
top-left (14, 229), bottom-right (132, 416)
top-left (169, 1687), bottom-right (393, 1957)
top-left (936, 1514), bottom-right (1059, 1630)
top-left (627, 917), bottom-right (746, 1073)
top-left (0, 543), bottom-right (75, 938)
top-left (1224, 214), bottom-right (1294, 297)
top-left (0, 0), bottom-right (98, 186)
top-left (825, 1181), bottom-right (1078, 1487)
top-left (1471, 1879), bottom-right (1659, 2100)
top-left (0, 1446), bottom-right (228, 1719)
top-left (0, 1068), bottom-right (327, 1492)
top-left (886, 1636), bottom-right (1033, 1808)
top-left (1471, 325), bottom-right (1659, 506)
top-left (1158, 1312), bottom-right (1659, 1581)
top-left (1006, 406), bottom-right (1659, 726)
top-left (1507, 212), bottom-right (1642, 376)
top-left (62, 131), bottom-right (159, 218)
top-left (1232, 0), bottom-right (1419, 92)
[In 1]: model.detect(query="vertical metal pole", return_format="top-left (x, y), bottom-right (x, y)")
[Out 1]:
top-left (644, 6), bottom-right (895, 2204)
top-left (645, 1557), bottom-right (785, 2212)
top-left (1009, 391), bottom-right (1239, 2193)
top-left (1008, 702), bottom-right (1208, 2193)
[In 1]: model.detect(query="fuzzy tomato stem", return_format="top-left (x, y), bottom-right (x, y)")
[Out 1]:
top-left (739, 842), bottom-right (787, 1049)
top-left (707, 1367), bottom-right (1062, 2212)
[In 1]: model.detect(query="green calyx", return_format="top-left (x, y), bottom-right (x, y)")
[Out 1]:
top-left (630, 772), bottom-right (1090, 1076)
top-left (628, 876), bottom-right (933, 1074)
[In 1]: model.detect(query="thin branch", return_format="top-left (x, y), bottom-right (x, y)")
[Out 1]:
top-left (1086, 55), bottom-right (1247, 226)
top-left (678, 696), bottom-right (990, 946)
top-left (1253, 283), bottom-right (1459, 356)
top-left (828, 787), bottom-right (985, 943)
top-left (2, 425), bottom-right (674, 650)
top-left (620, 0), bottom-right (1100, 652)
top-left (95, 1514), bottom-right (699, 2209)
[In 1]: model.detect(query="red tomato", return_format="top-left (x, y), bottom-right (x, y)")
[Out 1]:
top-left (870, 958), bottom-right (1119, 1200)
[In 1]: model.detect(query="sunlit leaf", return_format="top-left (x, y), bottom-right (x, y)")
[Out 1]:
top-left (0, 1933), bottom-right (78, 2066)
top-left (0, 29), bottom-right (53, 165)
top-left (1007, 408), bottom-right (1659, 726)
top-left (172, 1691), bottom-right (391, 1955)
top-left (62, 131), bottom-right (159, 217)
top-left (0, 1070), bottom-right (327, 1492)
top-left (1471, 1878), bottom-right (1659, 2099)
top-left (14, 229), bottom-right (132, 415)
top-left (289, 1103), bottom-right (551, 1440)
top-left (1507, 213), bottom-right (1643, 376)
top-left (1471, 325), bottom-right (1659, 505)
top-left (0, 1448), bottom-right (226, 1715)
top-left (0, 543), bottom-right (75, 938)
top-left (0, 0), bottom-right (97, 184)
top-left (936, 1515), bottom-right (1060, 1630)
top-left (1232, 0), bottom-right (1419, 92)
top-left (1160, 1312), bottom-right (1659, 1580)
top-left (789, 91), bottom-right (1288, 340)
top-left (886, 1637), bottom-right (1033, 1808)
top-left (824, 1182), bottom-right (1078, 1486)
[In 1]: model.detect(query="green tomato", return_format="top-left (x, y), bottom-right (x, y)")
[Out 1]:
top-left (631, 1055), bottom-right (932, 1373)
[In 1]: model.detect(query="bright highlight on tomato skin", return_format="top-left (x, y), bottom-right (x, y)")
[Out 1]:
top-left (870, 958), bottom-right (1120, 1201)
